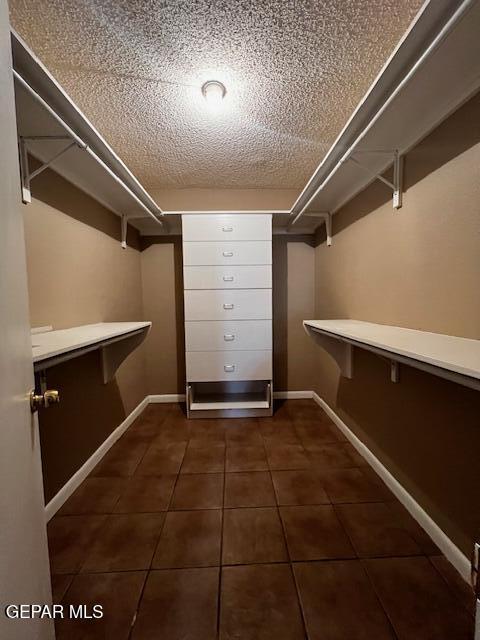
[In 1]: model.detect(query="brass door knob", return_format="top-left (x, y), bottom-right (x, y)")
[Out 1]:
top-left (30, 389), bottom-right (60, 412)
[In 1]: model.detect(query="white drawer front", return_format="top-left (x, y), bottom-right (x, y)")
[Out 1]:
top-left (183, 241), bottom-right (271, 266)
top-left (185, 320), bottom-right (272, 351)
top-left (182, 214), bottom-right (271, 242)
top-left (184, 265), bottom-right (272, 290)
top-left (186, 350), bottom-right (272, 382)
top-left (184, 289), bottom-right (272, 321)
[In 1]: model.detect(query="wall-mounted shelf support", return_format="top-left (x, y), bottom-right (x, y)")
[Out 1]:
top-left (304, 323), bottom-right (353, 378)
top-left (303, 212), bottom-right (332, 245)
top-left (19, 136), bottom-right (79, 204)
top-left (390, 360), bottom-right (400, 383)
top-left (348, 150), bottom-right (403, 209)
top-left (121, 214), bottom-right (128, 249)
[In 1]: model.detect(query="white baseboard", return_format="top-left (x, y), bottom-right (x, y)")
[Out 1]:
top-left (148, 394), bottom-right (186, 403)
top-left (273, 390), bottom-right (313, 400)
top-left (311, 391), bottom-right (470, 583)
top-left (44, 395), bottom-right (149, 522)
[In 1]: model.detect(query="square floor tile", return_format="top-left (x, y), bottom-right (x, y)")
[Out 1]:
top-left (132, 568), bottom-right (219, 640)
top-left (295, 422), bottom-right (343, 446)
top-left (318, 468), bottom-right (385, 503)
top-left (224, 472), bottom-right (276, 508)
top-left (272, 470), bottom-right (330, 506)
top-left (430, 555), bottom-right (476, 617)
top-left (48, 515), bottom-right (106, 574)
top-left (149, 423), bottom-right (189, 446)
top-left (364, 557), bottom-right (473, 640)
top-left (222, 507), bottom-right (288, 565)
top-left (152, 510), bottom-right (222, 569)
top-left (307, 443), bottom-right (358, 468)
top-left (113, 475), bottom-right (176, 513)
top-left (188, 420), bottom-right (226, 446)
top-left (294, 560), bottom-right (395, 640)
top-left (225, 422), bottom-right (263, 446)
top-left (220, 564), bottom-right (305, 640)
top-left (280, 505), bottom-right (355, 561)
top-left (181, 444), bottom-right (225, 473)
top-left (335, 502), bottom-right (422, 558)
top-left (58, 477), bottom-right (126, 515)
top-left (81, 513), bottom-right (165, 572)
top-left (225, 445), bottom-right (268, 472)
top-left (262, 425), bottom-right (302, 446)
top-left (135, 442), bottom-right (186, 476)
top-left (55, 571), bottom-right (146, 640)
top-left (171, 473), bottom-right (224, 510)
top-left (92, 440), bottom-right (149, 477)
top-left (388, 500), bottom-right (440, 554)
top-left (265, 443), bottom-right (310, 470)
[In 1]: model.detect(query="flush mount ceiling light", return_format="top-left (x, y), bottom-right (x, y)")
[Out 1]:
top-left (201, 80), bottom-right (227, 110)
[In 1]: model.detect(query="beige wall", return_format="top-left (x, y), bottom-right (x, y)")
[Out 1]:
top-left (313, 91), bottom-right (480, 556)
top-left (23, 169), bottom-right (147, 501)
top-left (140, 238), bottom-right (185, 395)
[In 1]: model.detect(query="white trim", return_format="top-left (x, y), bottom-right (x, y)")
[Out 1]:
top-left (312, 391), bottom-right (470, 583)
top-left (273, 390), bottom-right (313, 400)
top-left (148, 394), bottom-right (186, 403)
top-left (44, 395), bottom-right (149, 521)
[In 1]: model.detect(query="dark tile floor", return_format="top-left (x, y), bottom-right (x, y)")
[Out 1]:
top-left (48, 400), bottom-right (475, 639)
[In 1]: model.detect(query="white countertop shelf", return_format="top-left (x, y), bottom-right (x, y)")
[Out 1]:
top-left (304, 319), bottom-right (480, 391)
top-left (32, 322), bottom-right (151, 382)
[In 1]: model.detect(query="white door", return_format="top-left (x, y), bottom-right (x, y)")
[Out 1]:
top-left (0, 3), bottom-right (54, 638)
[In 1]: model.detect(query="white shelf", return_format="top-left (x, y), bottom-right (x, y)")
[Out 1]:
top-left (290, 0), bottom-right (480, 228)
top-left (304, 319), bottom-right (480, 391)
top-left (33, 322), bottom-right (151, 382)
top-left (190, 399), bottom-right (270, 411)
top-left (11, 30), bottom-right (167, 234)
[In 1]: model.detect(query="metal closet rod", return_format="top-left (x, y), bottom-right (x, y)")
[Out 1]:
top-left (13, 69), bottom-right (167, 231)
top-left (287, 0), bottom-right (476, 229)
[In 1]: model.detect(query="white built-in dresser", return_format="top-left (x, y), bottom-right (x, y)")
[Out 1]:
top-left (182, 214), bottom-right (273, 418)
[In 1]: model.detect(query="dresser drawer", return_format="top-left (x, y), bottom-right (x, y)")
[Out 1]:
top-left (184, 265), bottom-right (271, 290)
top-left (183, 241), bottom-right (271, 266)
top-left (182, 214), bottom-right (271, 242)
top-left (185, 320), bottom-right (272, 351)
top-left (186, 350), bottom-right (272, 382)
top-left (184, 289), bottom-right (271, 321)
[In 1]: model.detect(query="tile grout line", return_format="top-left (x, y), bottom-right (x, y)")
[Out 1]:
top-left (216, 447), bottom-right (227, 639)
top-left (127, 405), bottom-right (182, 640)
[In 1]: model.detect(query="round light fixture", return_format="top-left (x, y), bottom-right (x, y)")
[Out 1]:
top-left (201, 80), bottom-right (226, 110)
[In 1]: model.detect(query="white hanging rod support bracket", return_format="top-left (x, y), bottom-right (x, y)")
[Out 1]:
top-left (304, 212), bottom-right (332, 246)
top-left (121, 214), bottom-right (128, 249)
top-left (347, 150), bottom-right (403, 209)
top-left (19, 136), bottom-right (78, 203)
top-left (13, 69), bottom-right (168, 232)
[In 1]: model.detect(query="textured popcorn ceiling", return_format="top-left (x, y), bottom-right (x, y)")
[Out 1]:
top-left (10, 0), bottom-right (423, 191)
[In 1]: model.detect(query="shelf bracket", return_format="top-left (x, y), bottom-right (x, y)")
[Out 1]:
top-left (304, 212), bottom-right (332, 246)
top-left (390, 361), bottom-right (400, 383)
top-left (348, 150), bottom-right (403, 210)
top-left (304, 324), bottom-right (353, 378)
top-left (121, 214), bottom-right (128, 249)
top-left (19, 136), bottom-right (77, 204)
